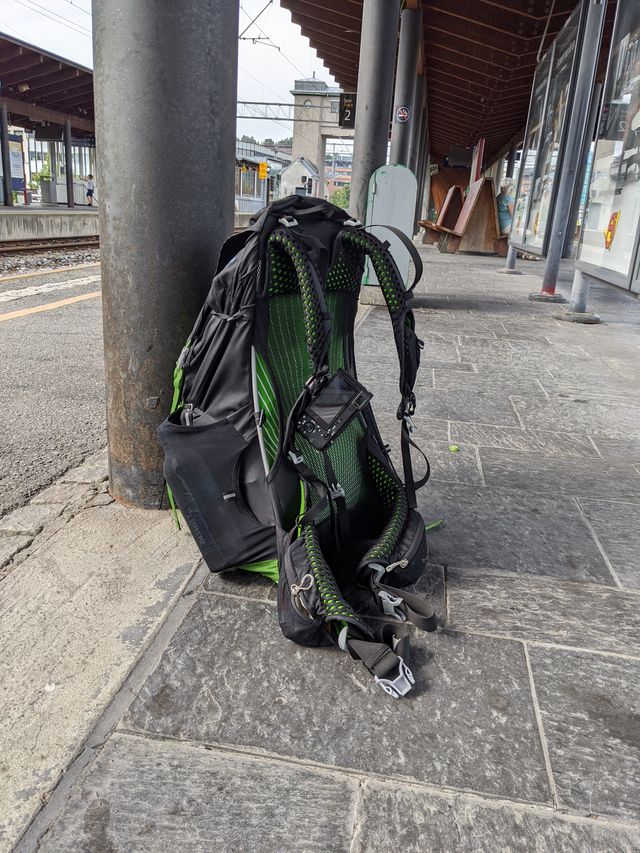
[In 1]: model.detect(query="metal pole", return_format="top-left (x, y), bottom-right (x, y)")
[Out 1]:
top-left (532, 0), bottom-right (606, 301)
top-left (555, 268), bottom-right (601, 323)
top-left (93, 0), bottom-right (238, 507)
top-left (349, 0), bottom-right (402, 221)
top-left (390, 7), bottom-right (422, 166)
top-left (1, 102), bottom-right (13, 207)
top-left (407, 74), bottom-right (425, 175)
top-left (564, 81), bottom-right (602, 258)
top-left (64, 116), bottom-right (75, 208)
top-left (505, 147), bottom-right (516, 179)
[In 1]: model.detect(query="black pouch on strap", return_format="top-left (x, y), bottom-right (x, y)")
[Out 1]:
top-left (277, 533), bottom-right (333, 647)
top-left (158, 404), bottom-right (275, 572)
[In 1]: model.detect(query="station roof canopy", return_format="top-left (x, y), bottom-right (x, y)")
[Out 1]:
top-left (281, 0), bottom-right (614, 164)
top-left (0, 32), bottom-right (94, 136)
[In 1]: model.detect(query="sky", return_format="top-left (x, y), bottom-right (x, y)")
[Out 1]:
top-left (0, 0), bottom-right (338, 142)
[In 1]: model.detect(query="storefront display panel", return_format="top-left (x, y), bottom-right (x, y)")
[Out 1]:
top-left (577, 0), bottom-right (640, 284)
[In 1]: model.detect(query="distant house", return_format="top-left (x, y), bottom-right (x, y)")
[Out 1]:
top-left (280, 156), bottom-right (319, 199)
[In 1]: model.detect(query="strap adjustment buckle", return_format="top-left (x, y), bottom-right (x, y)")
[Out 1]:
top-left (375, 656), bottom-right (415, 699)
top-left (403, 414), bottom-right (415, 433)
top-left (278, 215), bottom-right (298, 227)
top-left (329, 482), bottom-right (345, 500)
top-left (343, 218), bottom-right (362, 227)
top-left (377, 589), bottom-right (407, 622)
top-left (288, 450), bottom-right (304, 466)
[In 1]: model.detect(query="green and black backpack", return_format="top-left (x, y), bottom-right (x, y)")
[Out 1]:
top-left (159, 195), bottom-right (437, 699)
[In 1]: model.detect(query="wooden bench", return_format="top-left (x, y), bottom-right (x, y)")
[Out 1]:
top-left (439, 177), bottom-right (505, 255)
top-left (419, 185), bottom-right (464, 246)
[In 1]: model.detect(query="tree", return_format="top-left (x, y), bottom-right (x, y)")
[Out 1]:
top-left (262, 137), bottom-right (275, 148)
top-left (330, 184), bottom-right (350, 210)
top-left (276, 136), bottom-right (293, 147)
top-left (240, 134), bottom-right (256, 143)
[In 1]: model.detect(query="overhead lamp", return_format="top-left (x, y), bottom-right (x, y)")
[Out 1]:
top-left (18, 82), bottom-right (30, 93)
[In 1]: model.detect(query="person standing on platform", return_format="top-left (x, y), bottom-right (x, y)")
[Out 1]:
top-left (496, 180), bottom-right (514, 235)
top-left (84, 174), bottom-right (95, 206)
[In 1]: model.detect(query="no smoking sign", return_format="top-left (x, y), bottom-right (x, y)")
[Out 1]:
top-left (396, 105), bottom-right (410, 123)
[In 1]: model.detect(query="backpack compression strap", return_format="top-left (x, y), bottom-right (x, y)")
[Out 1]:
top-left (339, 226), bottom-right (429, 508)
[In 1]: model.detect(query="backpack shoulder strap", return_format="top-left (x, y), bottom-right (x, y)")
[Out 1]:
top-left (338, 225), bottom-right (428, 507)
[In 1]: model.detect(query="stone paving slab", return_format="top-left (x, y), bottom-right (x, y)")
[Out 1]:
top-left (446, 569), bottom-right (640, 656)
top-left (394, 388), bottom-right (521, 427)
top-left (353, 781), bottom-right (640, 852)
top-left (432, 367), bottom-right (547, 398)
top-left (123, 595), bottom-right (551, 805)
top-left (0, 503), bottom-right (200, 849)
top-left (591, 437), bottom-right (640, 464)
top-left (448, 422), bottom-right (599, 457)
top-left (384, 439), bottom-right (482, 487)
top-left (479, 447), bottom-right (640, 502)
top-left (39, 733), bottom-right (357, 853)
top-left (0, 502), bottom-right (63, 536)
top-left (577, 499), bottom-right (640, 590)
top-left (511, 395), bottom-right (640, 440)
top-left (529, 646), bottom-right (640, 820)
top-left (421, 481), bottom-right (612, 583)
top-left (0, 533), bottom-right (32, 570)
top-left (30, 482), bottom-right (94, 506)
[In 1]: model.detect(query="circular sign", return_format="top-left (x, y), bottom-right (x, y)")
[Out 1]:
top-left (396, 105), bottom-right (410, 123)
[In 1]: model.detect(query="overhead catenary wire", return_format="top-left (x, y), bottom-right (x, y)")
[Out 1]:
top-left (9, 0), bottom-right (92, 37)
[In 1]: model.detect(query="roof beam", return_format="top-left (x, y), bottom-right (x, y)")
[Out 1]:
top-left (1, 95), bottom-right (94, 132)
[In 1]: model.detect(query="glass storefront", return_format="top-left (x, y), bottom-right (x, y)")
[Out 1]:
top-left (511, 5), bottom-right (581, 253)
top-left (577, 0), bottom-right (640, 291)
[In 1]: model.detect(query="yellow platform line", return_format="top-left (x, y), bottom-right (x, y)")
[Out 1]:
top-left (0, 290), bottom-right (101, 322)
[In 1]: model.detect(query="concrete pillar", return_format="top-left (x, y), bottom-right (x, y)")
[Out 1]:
top-left (64, 116), bottom-right (75, 208)
top-left (349, 0), bottom-right (402, 221)
top-left (93, 0), bottom-right (238, 507)
top-left (532, 0), bottom-right (606, 301)
top-left (390, 7), bottom-right (422, 167)
top-left (1, 102), bottom-right (13, 207)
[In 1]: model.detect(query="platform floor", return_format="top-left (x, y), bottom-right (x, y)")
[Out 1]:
top-left (3, 248), bottom-right (640, 851)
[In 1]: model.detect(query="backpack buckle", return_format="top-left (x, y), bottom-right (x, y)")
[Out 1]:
top-left (329, 482), bottom-right (345, 500)
top-left (288, 451), bottom-right (304, 466)
top-left (279, 215), bottom-right (298, 227)
top-left (377, 589), bottom-right (406, 622)
top-left (375, 656), bottom-right (415, 699)
top-left (343, 218), bottom-right (361, 227)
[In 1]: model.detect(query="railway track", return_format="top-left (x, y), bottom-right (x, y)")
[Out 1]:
top-left (0, 237), bottom-right (100, 255)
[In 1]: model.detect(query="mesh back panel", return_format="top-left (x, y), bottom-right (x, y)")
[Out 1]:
top-left (264, 230), bottom-right (408, 580)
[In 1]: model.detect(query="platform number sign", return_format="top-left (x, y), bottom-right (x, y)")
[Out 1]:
top-left (258, 162), bottom-right (268, 180)
top-left (339, 93), bottom-right (357, 128)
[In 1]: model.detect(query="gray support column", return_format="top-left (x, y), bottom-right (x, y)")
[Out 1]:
top-left (555, 268), bottom-right (601, 323)
top-left (1, 102), bottom-right (13, 207)
top-left (390, 7), bottom-right (422, 166)
top-left (533, 0), bottom-right (606, 300)
top-left (93, 0), bottom-right (238, 507)
top-left (349, 0), bottom-right (402, 221)
top-left (64, 116), bottom-right (75, 208)
top-left (408, 74), bottom-right (426, 175)
top-left (505, 147), bottom-right (516, 179)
